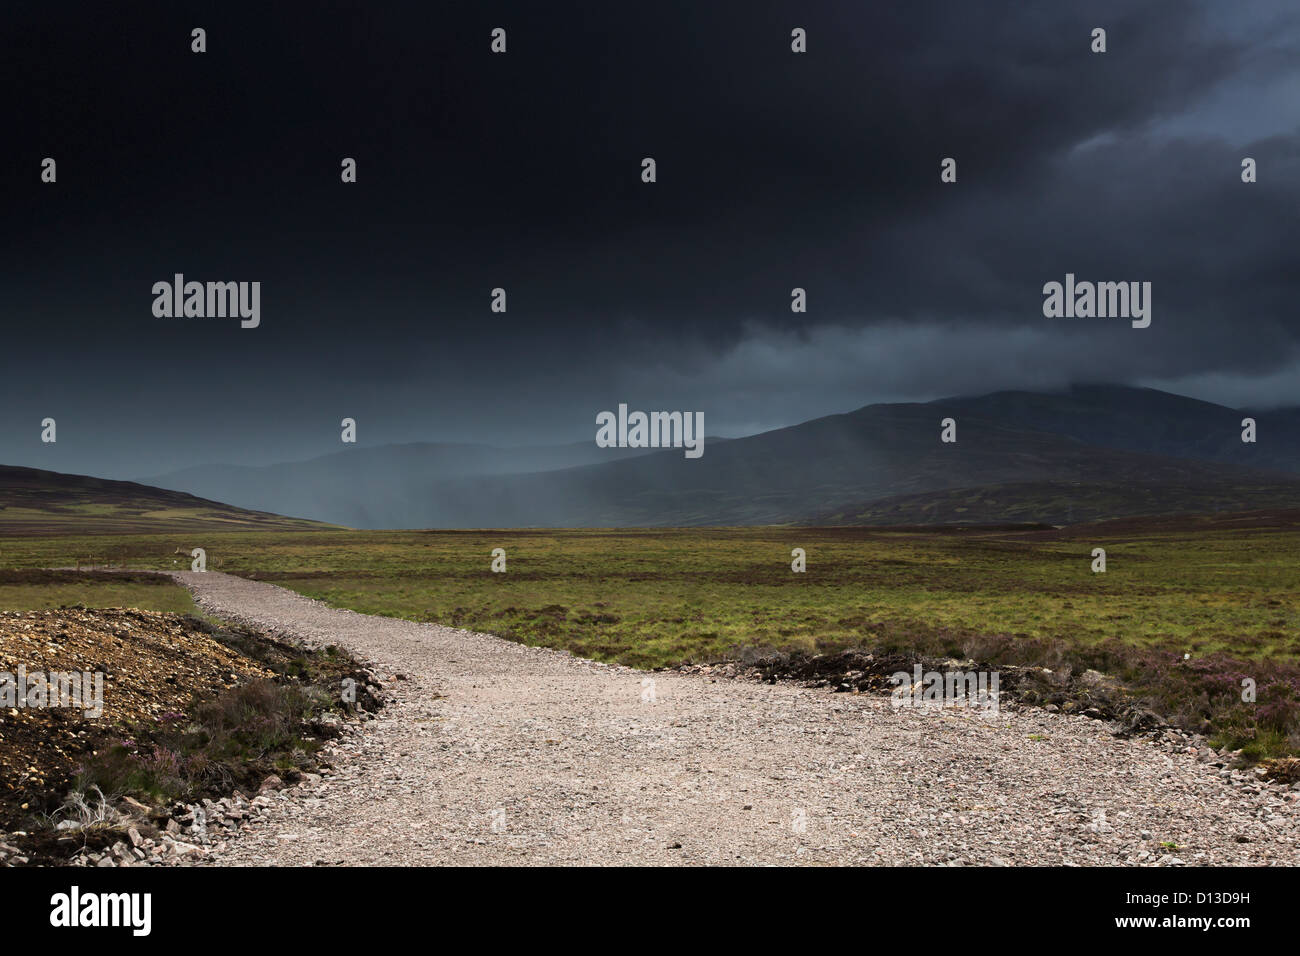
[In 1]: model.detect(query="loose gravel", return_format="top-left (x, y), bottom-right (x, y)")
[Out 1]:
top-left (169, 570), bottom-right (1299, 866)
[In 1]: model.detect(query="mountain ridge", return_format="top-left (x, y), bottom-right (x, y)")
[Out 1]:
top-left (123, 385), bottom-right (1300, 528)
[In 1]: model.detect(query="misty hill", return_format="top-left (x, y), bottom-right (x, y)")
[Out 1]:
top-left (412, 399), bottom-right (1299, 527)
top-left (137, 385), bottom-right (1300, 528)
top-left (0, 465), bottom-right (332, 535)
top-left (141, 441), bottom-right (664, 529)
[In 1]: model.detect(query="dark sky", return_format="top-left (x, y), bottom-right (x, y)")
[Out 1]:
top-left (4, 0), bottom-right (1298, 478)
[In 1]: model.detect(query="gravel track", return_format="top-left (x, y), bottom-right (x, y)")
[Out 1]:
top-left (170, 570), bottom-right (1299, 866)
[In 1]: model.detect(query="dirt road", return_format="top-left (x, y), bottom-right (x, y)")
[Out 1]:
top-left (170, 570), bottom-right (1299, 866)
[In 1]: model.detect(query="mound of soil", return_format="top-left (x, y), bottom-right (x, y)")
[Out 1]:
top-left (0, 608), bottom-right (275, 831)
top-left (0, 606), bottom-right (382, 863)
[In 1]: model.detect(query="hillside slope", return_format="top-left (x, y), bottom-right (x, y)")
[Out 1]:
top-left (936, 385), bottom-right (1300, 473)
top-left (409, 403), bottom-right (1299, 526)
top-left (0, 465), bottom-right (333, 534)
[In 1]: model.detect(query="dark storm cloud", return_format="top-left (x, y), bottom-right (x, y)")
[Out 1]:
top-left (1, 0), bottom-right (1297, 475)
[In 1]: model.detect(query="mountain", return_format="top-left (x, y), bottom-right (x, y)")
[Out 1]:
top-left (410, 398), bottom-right (1300, 527)
top-left (0, 465), bottom-right (333, 535)
top-left (934, 385), bottom-right (1300, 473)
top-left (136, 386), bottom-right (1300, 528)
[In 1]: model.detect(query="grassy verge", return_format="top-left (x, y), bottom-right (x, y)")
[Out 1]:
top-left (0, 569), bottom-right (197, 614)
top-left (3, 515), bottom-right (1298, 758)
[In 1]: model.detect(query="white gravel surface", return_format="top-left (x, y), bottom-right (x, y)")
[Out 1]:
top-left (170, 570), bottom-right (1299, 866)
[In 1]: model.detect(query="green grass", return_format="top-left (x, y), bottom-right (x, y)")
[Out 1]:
top-left (3, 520), bottom-right (1297, 669)
top-left (0, 571), bottom-right (198, 614)
top-left (5, 516), bottom-right (1299, 757)
top-left (0, 583), bottom-right (197, 614)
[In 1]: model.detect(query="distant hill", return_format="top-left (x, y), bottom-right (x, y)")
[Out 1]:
top-left (811, 476), bottom-right (1300, 527)
top-left (0, 465), bottom-right (333, 535)
top-left (407, 400), bottom-right (1300, 527)
top-left (140, 440), bottom-right (663, 529)
top-left (934, 385), bottom-right (1300, 473)
top-left (134, 385), bottom-right (1300, 528)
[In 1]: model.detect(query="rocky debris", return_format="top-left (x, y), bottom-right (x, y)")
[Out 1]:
top-left (0, 716), bottom-right (369, 867)
top-left (0, 607), bottom-right (276, 831)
